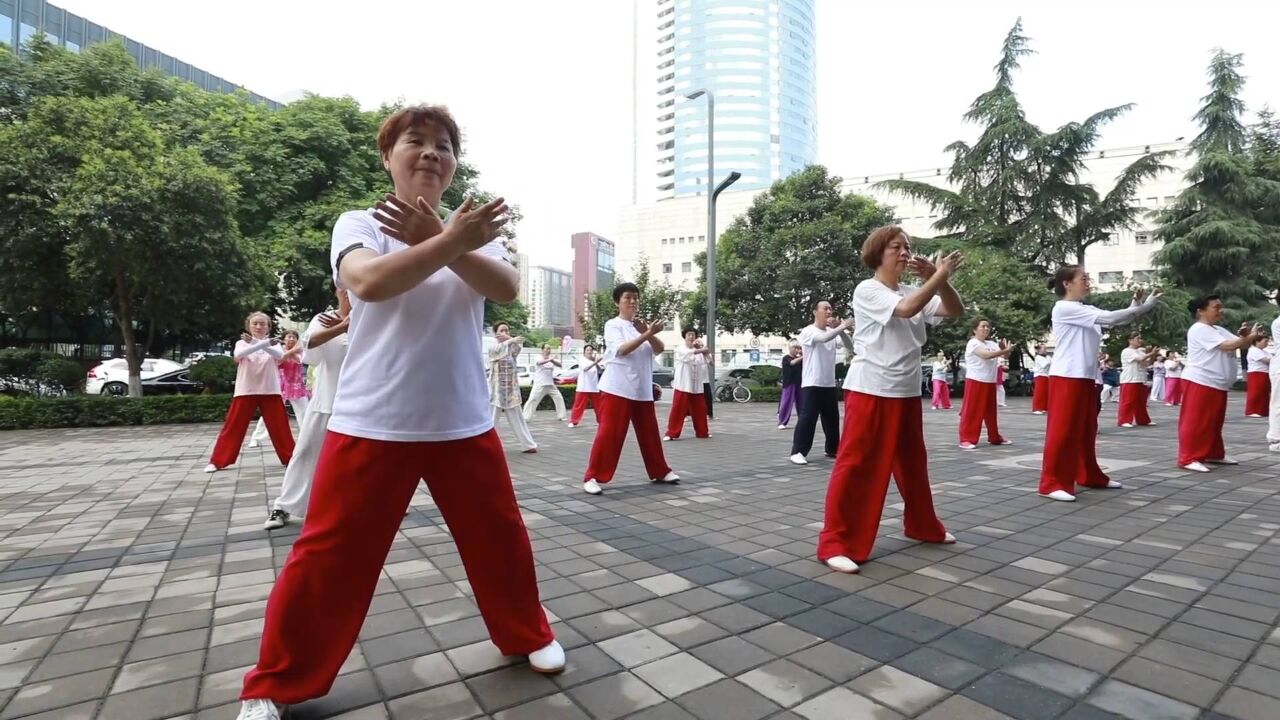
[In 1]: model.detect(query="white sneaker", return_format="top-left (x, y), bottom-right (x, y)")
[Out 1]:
top-left (567, 423), bottom-right (577, 428)
top-left (1105, 480), bottom-right (1123, 489)
top-left (1269, 442), bottom-right (1280, 452)
top-left (248, 441), bottom-right (260, 449)
top-left (942, 532), bottom-right (956, 544)
top-left (203, 464), bottom-right (218, 473)
top-left (1120, 423), bottom-right (1135, 428)
top-left (1247, 414), bottom-right (1265, 418)
top-left (1181, 461), bottom-right (1211, 473)
top-left (528, 639), bottom-right (566, 674)
top-left (1206, 457), bottom-right (1239, 465)
top-left (663, 436), bottom-right (674, 442)
top-left (778, 424), bottom-right (787, 430)
top-left (790, 453), bottom-right (808, 465)
top-left (263, 509), bottom-right (289, 530)
top-left (237, 699), bottom-right (283, 720)
top-left (1039, 490), bottom-right (1076, 502)
top-left (653, 471), bottom-right (680, 484)
top-left (583, 479), bottom-right (603, 495)
top-left (993, 439), bottom-right (1014, 446)
top-left (825, 556), bottom-right (859, 574)
top-left (958, 443), bottom-right (977, 450)
top-left (1032, 411), bottom-right (1046, 415)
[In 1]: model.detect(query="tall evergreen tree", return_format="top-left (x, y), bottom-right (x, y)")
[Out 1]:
top-left (1154, 51), bottom-right (1280, 307)
top-left (877, 19), bottom-right (1170, 272)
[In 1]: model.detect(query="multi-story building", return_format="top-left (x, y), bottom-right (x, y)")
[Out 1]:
top-left (514, 252), bottom-right (532, 309)
top-left (636, 0), bottom-right (817, 201)
top-left (1, 0), bottom-right (280, 108)
top-left (528, 266), bottom-right (574, 336)
top-left (570, 232), bottom-right (616, 338)
top-left (616, 141), bottom-right (1195, 364)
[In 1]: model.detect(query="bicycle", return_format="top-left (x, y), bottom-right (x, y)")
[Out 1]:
top-left (715, 376), bottom-right (752, 404)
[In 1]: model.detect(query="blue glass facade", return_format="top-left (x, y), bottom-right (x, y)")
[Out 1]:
top-left (662, 0), bottom-right (816, 196)
top-left (0, 0), bottom-right (280, 108)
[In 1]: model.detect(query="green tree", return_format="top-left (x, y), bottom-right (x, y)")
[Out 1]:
top-left (691, 165), bottom-right (895, 338)
top-left (578, 258), bottom-right (684, 346)
top-left (484, 298), bottom-right (531, 335)
top-left (1153, 51), bottom-right (1280, 309)
top-left (876, 19), bottom-right (1169, 271)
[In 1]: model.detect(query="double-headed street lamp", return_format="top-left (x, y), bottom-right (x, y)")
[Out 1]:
top-left (684, 88), bottom-right (741, 405)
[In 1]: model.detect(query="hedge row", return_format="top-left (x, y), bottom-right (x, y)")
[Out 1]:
top-left (0, 394), bottom-right (233, 430)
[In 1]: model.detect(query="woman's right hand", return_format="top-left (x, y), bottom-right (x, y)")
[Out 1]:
top-left (447, 196), bottom-right (510, 252)
top-left (241, 333), bottom-right (252, 343)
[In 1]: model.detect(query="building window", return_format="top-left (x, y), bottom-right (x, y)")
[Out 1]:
top-left (661, 238), bottom-right (668, 245)
top-left (662, 263), bottom-right (672, 274)
top-left (1098, 271), bottom-right (1125, 285)
top-left (681, 262), bottom-right (692, 273)
top-left (1101, 233), bottom-right (1119, 247)
top-left (1135, 232), bottom-right (1153, 245)
top-left (698, 235), bottom-right (705, 243)
top-left (1132, 270), bottom-right (1155, 283)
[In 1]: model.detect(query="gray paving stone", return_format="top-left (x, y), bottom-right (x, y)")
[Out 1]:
top-left (962, 672), bottom-right (1074, 720)
top-left (566, 671), bottom-right (664, 720)
top-left (675, 678), bottom-right (780, 720)
top-left (1087, 679), bottom-right (1200, 720)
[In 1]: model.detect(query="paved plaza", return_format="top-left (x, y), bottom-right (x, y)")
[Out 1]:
top-left (2, 396), bottom-right (1280, 719)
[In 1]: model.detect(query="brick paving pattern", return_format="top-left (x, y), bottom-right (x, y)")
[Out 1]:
top-left (1, 395), bottom-right (1279, 719)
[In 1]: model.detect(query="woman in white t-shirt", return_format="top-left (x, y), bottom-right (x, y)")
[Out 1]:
top-left (1163, 352), bottom-right (1185, 406)
top-left (523, 344), bottom-right (566, 421)
top-left (237, 106), bottom-right (560, 720)
top-left (666, 329), bottom-right (713, 440)
top-left (1038, 266), bottom-right (1161, 501)
top-left (958, 319), bottom-right (1013, 449)
top-left (1244, 336), bottom-right (1270, 417)
top-left (929, 352), bottom-right (952, 410)
top-left (1031, 344), bottom-right (1052, 414)
top-left (1150, 353), bottom-right (1167, 402)
top-left (489, 323), bottom-right (537, 452)
top-left (567, 344), bottom-right (602, 427)
top-left (263, 288), bottom-right (352, 531)
top-left (206, 312), bottom-right (295, 473)
top-left (1118, 332), bottom-right (1160, 428)
top-left (1178, 296), bottom-right (1265, 473)
top-left (818, 226), bottom-right (963, 574)
top-left (581, 283), bottom-right (680, 496)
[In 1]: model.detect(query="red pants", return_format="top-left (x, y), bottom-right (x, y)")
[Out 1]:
top-left (241, 430), bottom-right (552, 704)
top-left (209, 394), bottom-right (294, 468)
top-left (584, 392), bottom-right (672, 483)
top-left (1178, 381), bottom-right (1228, 466)
top-left (1164, 377), bottom-right (1183, 405)
top-left (958, 379), bottom-right (1004, 445)
top-left (569, 391), bottom-right (599, 424)
top-left (1246, 372), bottom-right (1270, 416)
top-left (1039, 377), bottom-right (1110, 495)
top-left (930, 380), bottom-right (952, 409)
top-left (666, 389), bottom-right (710, 439)
top-left (1117, 383), bottom-right (1152, 426)
top-left (1031, 376), bottom-right (1049, 413)
top-left (818, 391), bottom-right (946, 563)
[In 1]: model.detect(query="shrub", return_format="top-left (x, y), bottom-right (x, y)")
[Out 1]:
top-left (34, 358), bottom-right (84, 394)
top-left (0, 394), bottom-right (232, 430)
top-left (750, 364), bottom-right (781, 387)
top-left (189, 355), bottom-right (237, 393)
top-left (519, 386), bottom-right (577, 410)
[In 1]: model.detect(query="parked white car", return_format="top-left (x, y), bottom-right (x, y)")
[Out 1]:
top-left (85, 358), bottom-right (188, 395)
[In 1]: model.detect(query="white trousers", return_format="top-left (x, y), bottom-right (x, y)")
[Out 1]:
top-left (523, 385), bottom-right (566, 420)
top-left (1150, 376), bottom-right (1165, 402)
top-left (1100, 384), bottom-right (1119, 404)
top-left (1268, 371), bottom-right (1280, 443)
top-left (495, 406), bottom-right (537, 450)
top-left (272, 409), bottom-right (329, 515)
top-left (252, 396), bottom-right (309, 443)
top-left (996, 384), bottom-right (1007, 407)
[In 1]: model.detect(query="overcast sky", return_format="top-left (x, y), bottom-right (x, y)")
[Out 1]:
top-left (57, 0), bottom-right (1279, 270)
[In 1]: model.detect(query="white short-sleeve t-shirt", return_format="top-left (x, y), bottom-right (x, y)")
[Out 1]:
top-left (327, 209), bottom-right (506, 441)
top-left (842, 279), bottom-right (943, 398)
top-left (1182, 323), bottom-right (1238, 391)
top-left (300, 313), bottom-right (348, 415)
top-left (672, 344), bottom-right (707, 393)
top-left (577, 358), bottom-right (601, 393)
top-left (532, 358), bottom-right (556, 387)
top-left (1033, 354), bottom-right (1051, 377)
top-left (964, 338), bottom-right (1000, 383)
top-left (1120, 348), bottom-right (1148, 384)
top-left (1247, 346), bottom-right (1270, 374)
top-left (798, 325), bottom-right (840, 388)
top-left (1048, 301), bottom-right (1107, 380)
top-left (599, 317), bottom-right (653, 401)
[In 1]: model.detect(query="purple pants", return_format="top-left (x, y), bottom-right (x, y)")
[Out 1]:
top-left (778, 384), bottom-right (802, 426)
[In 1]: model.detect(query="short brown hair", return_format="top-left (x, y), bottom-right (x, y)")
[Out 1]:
top-left (861, 225), bottom-right (908, 269)
top-left (1049, 265), bottom-right (1082, 297)
top-left (377, 105), bottom-right (461, 160)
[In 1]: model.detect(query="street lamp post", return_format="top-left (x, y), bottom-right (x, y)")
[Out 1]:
top-left (685, 88), bottom-right (740, 408)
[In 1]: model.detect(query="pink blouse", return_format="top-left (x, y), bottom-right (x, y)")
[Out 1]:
top-left (233, 339), bottom-right (282, 397)
top-left (279, 359), bottom-right (310, 401)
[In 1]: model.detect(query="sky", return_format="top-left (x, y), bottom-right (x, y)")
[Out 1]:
top-left (57, 0), bottom-right (1280, 272)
